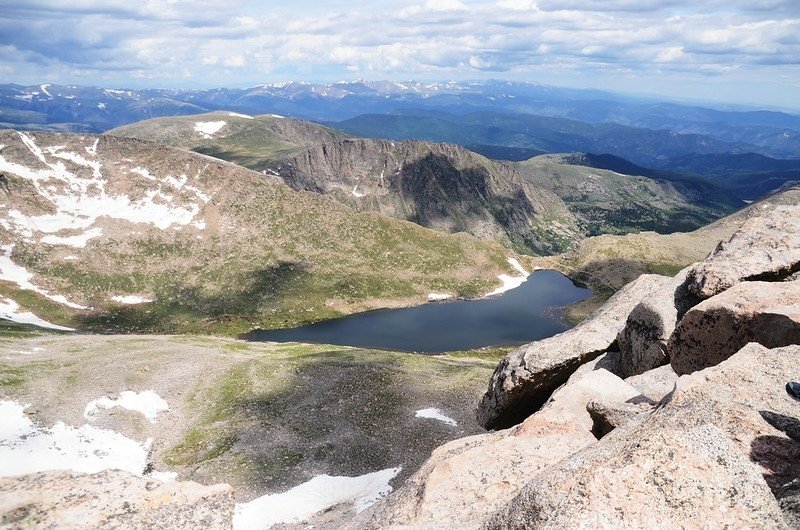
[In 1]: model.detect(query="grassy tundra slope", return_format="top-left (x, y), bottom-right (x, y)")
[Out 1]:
top-left (0, 130), bottom-right (525, 335)
top-left (106, 111), bottom-right (348, 170)
top-left (0, 333), bottom-right (504, 508)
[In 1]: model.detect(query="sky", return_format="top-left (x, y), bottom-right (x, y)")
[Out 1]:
top-left (1, 0), bottom-right (799, 110)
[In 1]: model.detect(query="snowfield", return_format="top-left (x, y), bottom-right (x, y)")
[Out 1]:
top-left (485, 257), bottom-right (530, 297)
top-left (84, 390), bottom-right (169, 423)
top-left (0, 244), bottom-right (88, 309)
top-left (0, 400), bottom-right (152, 478)
top-left (233, 467), bottom-right (402, 530)
top-left (194, 120), bottom-right (227, 138)
top-left (0, 132), bottom-right (209, 240)
top-left (0, 297), bottom-right (74, 331)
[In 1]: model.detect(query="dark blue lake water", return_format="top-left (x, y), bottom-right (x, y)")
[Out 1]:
top-left (242, 269), bottom-right (590, 353)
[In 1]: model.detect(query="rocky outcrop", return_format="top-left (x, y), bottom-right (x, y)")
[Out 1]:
top-left (617, 270), bottom-right (686, 377)
top-left (354, 367), bottom-right (641, 529)
top-left (274, 138), bottom-right (582, 254)
top-left (477, 274), bottom-right (672, 429)
top-left (0, 470), bottom-right (234, 529)
top-left (485, 343), bottom-right (800, 529)
top-left (669, 281), bottom-right (800, 375)
top-left (678, 204), bottom-right (800, 307)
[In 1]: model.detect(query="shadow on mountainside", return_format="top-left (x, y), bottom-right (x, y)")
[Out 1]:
top-left (161, 346), bottom-right (491, 500)
top-left (77, 261), bottom-right (313, 334)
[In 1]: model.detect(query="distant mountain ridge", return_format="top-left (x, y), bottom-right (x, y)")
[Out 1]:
top-left (107, 112), bottom-right (740, 255)
top-left (2, 80), bottom-right (799, 160)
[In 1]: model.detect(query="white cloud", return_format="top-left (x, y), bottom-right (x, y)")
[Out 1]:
top-left (0, 0), bottom-right (798, 106)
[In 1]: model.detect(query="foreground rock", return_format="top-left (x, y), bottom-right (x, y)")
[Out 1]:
top-left (486, 343), bottom-right (800, 528)
top-left (669, 281), bottom-right (800, 375)
top-left (0, 470), bottom-right (234, 529)
top-left (617, 270), bottom-right (686, 377)
top-left (478, 274), bottom-right (672, 429)
top-left (680, 204), bottom-right (800, 304)
top-left (354, 367), bottom-right (641, 529)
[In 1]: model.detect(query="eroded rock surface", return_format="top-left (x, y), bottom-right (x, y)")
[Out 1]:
top-left (669, 281), bottom-right (800, 375)
top-left (477, 274), bottom-right (672, 429)
top-left (624, 364), bottom-right (678, 402)
top-left (0, 469), bottom-right (234, 529)
top-left (486, 343), bottom-right (800, 529)
top-left (617, 271), bottom-right (686, 377)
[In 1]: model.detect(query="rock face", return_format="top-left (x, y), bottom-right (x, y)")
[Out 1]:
top-left (680, 204), bottom-right (800, 303)
top-left (477, 274), bottom-right (673, 429)
top-left (0, 470), bottom-right (234, 529)
top-left (669, 281), bottom-right (800, 375)
top-left (617, 271), bottom-right (686, 377)
top-left (485, 343), bottom-right (800, 529)
top-left (275, 138), bottom-right (582, 254)
top-left (353, 368), bottom-right (641, 529)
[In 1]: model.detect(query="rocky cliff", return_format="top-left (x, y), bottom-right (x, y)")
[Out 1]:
top-left (273, 138), bottom-right (580, 254)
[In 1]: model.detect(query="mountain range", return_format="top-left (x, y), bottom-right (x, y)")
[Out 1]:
top-left (108, 112), bottom-right (741, 255)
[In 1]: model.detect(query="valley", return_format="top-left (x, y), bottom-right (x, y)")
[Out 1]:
top-left (1, 77), bottom-right (800, 530)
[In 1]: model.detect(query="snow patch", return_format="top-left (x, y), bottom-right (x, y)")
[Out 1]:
top-left (427, 293), bottom-right (452, 302)
top-left (96, 102), bottom-right (106, 110)
top-left (84, 390), bottom-right (169, 423)
top-left (507, 257), bottom-right (529, 277)
top-left (40, 84), bottom-right (52, 97)
top-left (485, 274), bottom-right (527, 297)
top-left (0, 400), bottom-right (150, 477)
top-left (352, 185), bottom-right (365, 198)
top-left (85, 138), bottom-right (99, 156)
top-left (194, 121), bottom-right (226, 139)
top-left (233, 467), bottom-right (401, 530)
top-left (415, 408), bottom-right (457, 426)
top-left (485, 257), bottom-right (530, 297)
top-left (228, 112), bottom-right (253, 119)
top-left (0, 297), bottom-right (74, 331)
top-left (0, 244), bottom-right (88, 309)
top-left (268, 114), bottom-right (285, 119)
top-left (110, 295), bottom-right (154, 305)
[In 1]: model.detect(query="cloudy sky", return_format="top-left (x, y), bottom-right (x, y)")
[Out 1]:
top-left (1, 0), bottom-right (799, 109)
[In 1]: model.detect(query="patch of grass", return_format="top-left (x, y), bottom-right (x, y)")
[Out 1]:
top-left (0, 363), bottom-right (25, 389)
top-left (165, 428), bottom-right (238, 466)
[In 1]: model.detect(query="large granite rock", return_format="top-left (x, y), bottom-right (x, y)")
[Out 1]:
top-left (486, 343), bottom-right (800, 529)
top-left (0, 469), bottom-right (234, 529)
top-left (680, 204), bottom-right (800, 304)
top-left (617, 270), bottom-right (686, 377)
top-left (353, 368), bottom-right (641, 529)
top-left (669, 280), bottom-right (800, 375)
top-left (477, 274), bottom-right (673, 429)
